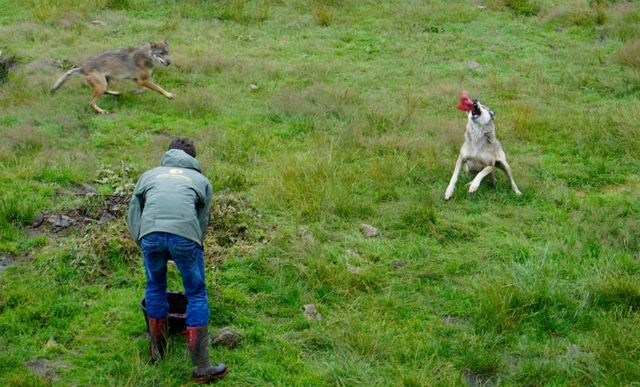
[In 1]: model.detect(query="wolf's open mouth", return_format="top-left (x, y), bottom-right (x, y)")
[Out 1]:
top-left (472, 105), bottom-right (481, 116)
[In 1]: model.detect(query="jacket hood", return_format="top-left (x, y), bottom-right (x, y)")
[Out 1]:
top-left (160, 149), bottom-right (201, 172)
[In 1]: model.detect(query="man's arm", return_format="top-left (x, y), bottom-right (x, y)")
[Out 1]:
top-left (127, 177), bottom-right (146, 246)
top-left (197, 181), bottom-right (213, 242)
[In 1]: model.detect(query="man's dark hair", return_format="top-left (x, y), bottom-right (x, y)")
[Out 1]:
top-left (168, 137), bottom-right (196, 158)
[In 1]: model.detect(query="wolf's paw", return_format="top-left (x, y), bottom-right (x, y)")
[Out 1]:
top-left (444, 187), bottom-right (454, 201)
top-left (166, 92), bottom-right (175, 99)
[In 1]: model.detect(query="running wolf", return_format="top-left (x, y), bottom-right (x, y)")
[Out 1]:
top-left (51, 40), bottom-right (174, 114)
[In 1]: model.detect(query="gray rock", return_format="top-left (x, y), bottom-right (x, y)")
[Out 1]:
top-left (360, 223), bottom-right (379, 237)
top-left (0, 256), bottom-right (14, 272)
top-left (391, 260), bottom-right (406, 269)
top-left (442, 315), bottom-right (464, 326)
top-left (47, 214), bottom-right (73, 228)
top-left (298, 226), bottom-right (315, 243)
top-left (98, 211), bottom-right (114, 224)
top-left (90, 19), bottom-right (107, 26)
top-left (467, 60), bottom-right (482, 70)
top-left (78, 183), bottom-right (97, 196)
top-left (346, 263), bottom-right (362, 274)
top-left (302, 304), bottom-right (323, 321)
top-left (462, 370), bottom-right (495, 387)
top-left (211, 327), bottom-right (242, 349)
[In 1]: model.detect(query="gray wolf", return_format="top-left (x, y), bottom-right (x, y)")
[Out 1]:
top-left (127, 138), bottom-right (227, 383)
top-left (51, 40), bottom-right (175, 114)
top-left (445, 97), bottom-right (522, 200)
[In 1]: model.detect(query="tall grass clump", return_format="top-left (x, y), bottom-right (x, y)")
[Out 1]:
top-left (25, 0), bottom-right (114, 21)
top-left (616, 39), bottom-right (640, 69)
top-left (505, 0), bottom-right (541, 16)
top-left (255, 0), bottom-right (271, 21)
top-left (605, 4), bottom-right (640, 41)
top-left (103, 0), bottom-right (131, 9)
top-left (0, 196), bottom-right (37, 227)
top-left (0, 52), bottom-right (17, 84)
top-left (313, 3), bottom-right (333, 26)
top-left (545, 1), bottom-right (606, 27)
top-left (594, 272), bottom-right (640, 310)
top-left (228, 0), bottom-right (246, 22)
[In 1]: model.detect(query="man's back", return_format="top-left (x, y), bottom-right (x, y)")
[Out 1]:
top-left (128, 149), bottom-right (212, 245)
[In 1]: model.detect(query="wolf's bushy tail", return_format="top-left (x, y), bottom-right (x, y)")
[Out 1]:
top-left (51, 67), bottom-right (82, 93)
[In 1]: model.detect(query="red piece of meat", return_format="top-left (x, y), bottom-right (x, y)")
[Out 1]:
top-left (456, 91), bottom-right (473, 112)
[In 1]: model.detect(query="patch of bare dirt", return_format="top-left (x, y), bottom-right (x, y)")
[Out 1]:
top-left (25, 358), bottom-right (69, 380)
top-left (30, 184), bottom-right (128, 236)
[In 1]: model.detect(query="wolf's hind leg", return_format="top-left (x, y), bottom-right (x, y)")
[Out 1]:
top-left (469, 165), bottom-right (493, 193)
top-left (497, 159), bottom-right (522, 196)
top-left (85, 72), bottom-right (109, 114)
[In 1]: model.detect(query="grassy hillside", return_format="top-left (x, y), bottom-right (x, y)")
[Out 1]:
top-left (1, 0), bottom-right (639, 385)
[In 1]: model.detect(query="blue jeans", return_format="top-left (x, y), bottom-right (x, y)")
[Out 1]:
top-left (141, 232), bottom-right (210, 327)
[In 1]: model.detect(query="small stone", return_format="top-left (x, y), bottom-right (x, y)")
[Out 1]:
top-left (78, 183), bottom-right (97, 196)
top-left (298, 226), bottom-right (315, 242)
top-left (360, 223), bottom-right (379, 238)
top-left (248, 83), bottom-right (258, 91)
top-left (90, 19), bottom-right (107, 26)
top-left (98, 212), bottom-right (114, 224)
top-left (44, 337), bottom-right (63, 352)
top-left (0, 256), bottom-right (15, 272)
top-left (210, 327), bottom-right (243, 349)
top-left (442, 315), bottom-right (464, 326)
top-left (346, 263), bottom-right (362, 274)
top-left (47, 214), bottom-right (74, 228)
top-left (391, 260), bottom-right (406, 269)
top-left (467, 60), bottom-right (482, 70)
top-left (32, 214), bottom-right (45, 228)
top-left (462, 370), bottom-right (494, 387)
top-left (302, 304), bottom-right (323, 321)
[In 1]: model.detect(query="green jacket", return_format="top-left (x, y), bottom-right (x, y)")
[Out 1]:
top-left (127, 149), bottom-right (213, 245)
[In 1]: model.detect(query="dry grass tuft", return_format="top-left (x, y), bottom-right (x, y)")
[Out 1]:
top-left (271, 84), bottom-right (356, 120)
top-left (604, 2), bottom-right (640, 41)
top-left (616, 39), bottom-right (640, 69)
top-left (175, 51), bottom-right (236, 75)
top-left (1, 125), bottom-right (46, 158)
top-left (313, 3), bottom-right (333, 26)
top-left (545, 1), bottom-right (604, 27)
top-left (0, 52), bottom-right (17, 84)
top-left (484, 0), bottom-right (541, 16)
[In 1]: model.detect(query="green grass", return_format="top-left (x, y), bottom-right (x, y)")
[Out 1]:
top-left (1, 0), bottom-right (639, 385)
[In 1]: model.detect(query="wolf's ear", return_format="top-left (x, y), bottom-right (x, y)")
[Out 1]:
top-left (149, 41), bottom-right (158, 48)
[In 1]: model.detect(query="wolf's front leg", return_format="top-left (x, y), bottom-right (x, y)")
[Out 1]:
top-left (445, 155), bottom-right (463, 200)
